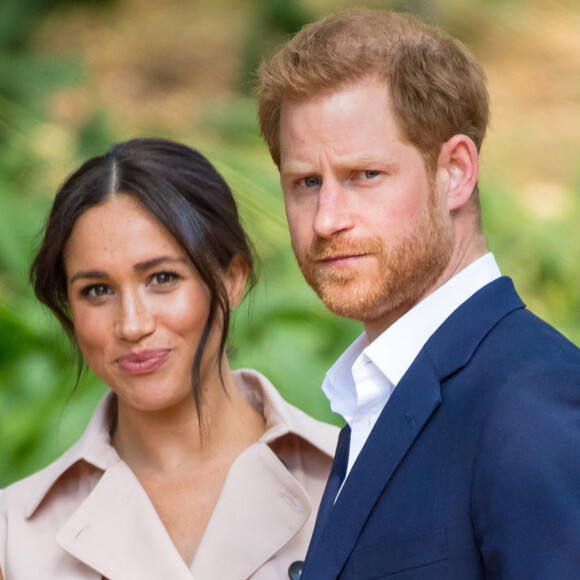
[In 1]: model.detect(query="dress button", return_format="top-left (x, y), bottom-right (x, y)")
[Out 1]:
top-left (288, 560), bottom-right (303, 579)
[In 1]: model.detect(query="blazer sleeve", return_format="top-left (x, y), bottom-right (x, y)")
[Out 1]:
top-left (472, 364), bottom-right (580, 579)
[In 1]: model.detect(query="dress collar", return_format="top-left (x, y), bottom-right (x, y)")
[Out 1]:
top-left (25, 369), bottom-right (337, 519)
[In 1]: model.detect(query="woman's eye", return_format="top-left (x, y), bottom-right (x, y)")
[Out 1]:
top-left (81, 284), bottom-right (111, 299)
top-left (150, 271), bottom-right (179, 287)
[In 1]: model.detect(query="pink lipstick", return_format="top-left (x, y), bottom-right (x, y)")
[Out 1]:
top-left (116, 349), bottom-right (170, 375)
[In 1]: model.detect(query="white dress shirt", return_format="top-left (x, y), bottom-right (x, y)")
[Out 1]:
top-left (322, 253), bottom-right (502, 478)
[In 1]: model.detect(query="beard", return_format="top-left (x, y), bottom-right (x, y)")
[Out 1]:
top-left (293, 189), bottom-right (454, 326)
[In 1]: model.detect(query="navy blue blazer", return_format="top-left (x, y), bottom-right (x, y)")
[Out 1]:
top-left (301, 277), bottom-right (580, 579)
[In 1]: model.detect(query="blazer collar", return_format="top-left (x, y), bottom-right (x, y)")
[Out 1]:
top-left (424, 277), bottom-right (525, 380)
top-left (302, 277), bottom-right (525, 579)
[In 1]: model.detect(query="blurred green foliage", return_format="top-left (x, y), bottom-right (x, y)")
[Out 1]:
top-left (239, 0), bottom-right (313, 93)
top-left (0, 0), bottom-right (579, 488)
top-left (0, 0), bottom-right (355, 487)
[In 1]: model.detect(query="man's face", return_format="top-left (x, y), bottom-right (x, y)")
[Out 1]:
top-left (278, 77), bottom-right (454, 338)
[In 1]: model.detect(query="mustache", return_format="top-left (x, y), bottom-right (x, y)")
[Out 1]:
top-left (304, 236), bottom-right (383, 261)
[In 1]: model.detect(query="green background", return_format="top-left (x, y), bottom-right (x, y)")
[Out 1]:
top-left (1, 0), bottom-right (579, 487)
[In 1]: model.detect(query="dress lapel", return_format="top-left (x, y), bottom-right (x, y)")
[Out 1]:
top-left (57, 461), bottom-right (193, 580)
top-left (191, 442), bottom-right (311, 580)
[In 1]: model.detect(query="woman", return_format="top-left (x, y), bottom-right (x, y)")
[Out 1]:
top-left (0, 138), bottom-right (338, 579)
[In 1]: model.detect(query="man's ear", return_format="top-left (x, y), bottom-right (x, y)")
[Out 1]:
top-left (436, 134), bottom-right (479, 211)
top-left (225, 255), bottom-right (249, 309)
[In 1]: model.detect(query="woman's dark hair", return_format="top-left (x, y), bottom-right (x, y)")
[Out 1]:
top-left (31, 137), bottom-right (256, 427)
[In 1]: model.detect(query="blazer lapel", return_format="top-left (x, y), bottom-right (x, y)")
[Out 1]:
top-left (57, 461), bottom-right (193, 580)
top-left (305, 425), bottom-right (350, 557)
top-left (301, 352), bottom-right (442, 580)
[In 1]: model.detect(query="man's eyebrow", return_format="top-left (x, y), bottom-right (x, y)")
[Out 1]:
top-left (280, 161), bottom-right (314, 177)
top-left (281, 156), bottom-right (399, 177)
top-left (68, 256), bottom-right (188, 284)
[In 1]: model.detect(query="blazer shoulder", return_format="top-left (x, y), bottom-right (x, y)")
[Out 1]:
top-left (471, 346), bottom-right (580, 576)
top-left (471, 302), bottom-right (580, 497)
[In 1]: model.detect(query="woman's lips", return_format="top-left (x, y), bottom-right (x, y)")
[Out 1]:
top-left (116, 349), bottom-right (171, 375)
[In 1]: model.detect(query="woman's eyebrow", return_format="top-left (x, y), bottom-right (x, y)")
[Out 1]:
top-left (133, 256), bottom-right (188, 272)
top-left (68, 257), bottom-right (188, 284)
top-left (69, 269), bottom-right (107, 284)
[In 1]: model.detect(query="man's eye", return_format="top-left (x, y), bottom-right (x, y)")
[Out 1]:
top-left (363, 170), bottom-right (380, 179)
top-left (301, 176), bottom-right (320, 188)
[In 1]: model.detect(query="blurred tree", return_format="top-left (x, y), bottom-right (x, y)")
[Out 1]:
top-left (0, 0), bottom-right (115, 486)
top-left (0, 0), bottom-right (117, 49)
top-left (0, 0), bottom-right (116, 109)
top-left (0, 0), bottom-right (578, 489)
top-left (239, 0), bottom-right (313, 94)
top-left (391, 0), bottom-right (441, 23)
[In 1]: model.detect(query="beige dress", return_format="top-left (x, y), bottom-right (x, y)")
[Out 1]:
top-left (0, 369), bottom-right (338, 580)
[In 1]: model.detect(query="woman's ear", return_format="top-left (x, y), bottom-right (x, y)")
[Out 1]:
top-left (436, 134), bottom-right (479, 211)
top-left (225, 255), bottom-right (249, 309)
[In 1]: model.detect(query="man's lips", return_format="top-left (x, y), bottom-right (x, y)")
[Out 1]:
top-left (318, 253), bottom-right (367, 267)
top-left (116, 349), bottom-right (171, 375)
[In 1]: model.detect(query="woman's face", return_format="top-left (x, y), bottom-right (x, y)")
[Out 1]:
top-left (63, 194), bottom-right (233, 413)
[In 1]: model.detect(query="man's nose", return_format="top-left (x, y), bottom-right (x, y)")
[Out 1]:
top-left (115, 291), bottom-right (155, 342)
top-left (313, 178), bottom-right (355, 238)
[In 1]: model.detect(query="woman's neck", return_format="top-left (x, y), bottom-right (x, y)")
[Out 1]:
top-left (111, 367), bottom-right (266, 476)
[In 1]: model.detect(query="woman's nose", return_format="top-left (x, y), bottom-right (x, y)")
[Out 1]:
top-left (115, 291), bottom-right (155, 342)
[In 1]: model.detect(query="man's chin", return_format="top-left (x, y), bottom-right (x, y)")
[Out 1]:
top-left (314, 284), bottom-right (379, 321)
top-left (320, 300), bottom-right (362, 320)
top-left (311, 277), bottom-right (430, 326)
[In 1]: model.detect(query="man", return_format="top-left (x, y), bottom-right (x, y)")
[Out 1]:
top-left (257, 9), bottom-right (580, 580)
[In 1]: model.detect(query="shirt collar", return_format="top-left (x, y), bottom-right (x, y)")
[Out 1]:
top-left (322, 253), bottom-right (501, 419)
